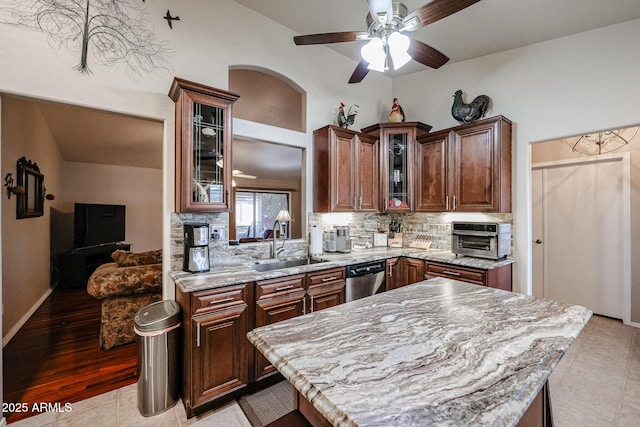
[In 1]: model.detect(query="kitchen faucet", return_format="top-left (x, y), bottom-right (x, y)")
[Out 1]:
top-left (271, 210), bottom-right (291, 259)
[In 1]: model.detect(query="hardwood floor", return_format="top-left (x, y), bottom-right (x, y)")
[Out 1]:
top-left (2, 287), bottom-right (137, 424)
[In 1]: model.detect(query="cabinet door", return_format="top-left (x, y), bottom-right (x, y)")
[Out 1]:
top-left (415, 131), bottom-right (450, 212)
top-left (451, 120), bottom-right (500, 212)
top-left (382, 128), bottom-right (414, 212)
top-left (170, 78), bottom-right (238, 213)
top-left (355, 134), bottom-right (380, 211)
top-left (386, 258), bottom-right (402, 290)
top-left (191, 302), bottom-right (249, 408)
top-left (307, 267), bottom-right (346, 312)
top-left (330, 129), bottom-right (357, 211)
top-left (401, 258), bottom-right (424, 286)
top-left (255, 275), bottom-right (306, 379)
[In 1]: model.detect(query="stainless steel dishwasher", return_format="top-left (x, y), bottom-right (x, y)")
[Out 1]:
top-left (345, 260), bottom-right (386, 302)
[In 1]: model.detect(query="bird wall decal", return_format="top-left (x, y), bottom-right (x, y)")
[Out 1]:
top-left (451, 90), bottom-right (491, 123)
top-left (164, 10), bottom-right (180, 29)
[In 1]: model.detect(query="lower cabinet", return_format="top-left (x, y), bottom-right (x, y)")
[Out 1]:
top-left (424, 261), bottom-right (512, 291)
top-left (255, 274), bottom-right (306, 380)
top-left (306, 268), bottom-right (346, 313)
top-left (176, 283), bottom-right (253, 418)
top-left (402, 258), bottom-right (425, 286)
top-left (386, 258), bottom-right (402, 290)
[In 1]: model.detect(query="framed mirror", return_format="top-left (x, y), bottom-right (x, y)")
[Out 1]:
top-left (16, 157), bottom-right (44, 219)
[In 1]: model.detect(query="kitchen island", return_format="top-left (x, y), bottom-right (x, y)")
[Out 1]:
top-left (247, 278), bottom-right (591, 427)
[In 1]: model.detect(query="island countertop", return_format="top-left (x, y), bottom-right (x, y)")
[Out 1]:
top-left (246, 278), bottom-right (591, 427)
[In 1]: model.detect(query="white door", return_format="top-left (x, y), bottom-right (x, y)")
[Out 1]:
top-left (532, 154), bottom-right (630, 321)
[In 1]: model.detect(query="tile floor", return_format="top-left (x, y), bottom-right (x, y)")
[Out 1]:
top-left (8, 315), bottom-right (640, 427)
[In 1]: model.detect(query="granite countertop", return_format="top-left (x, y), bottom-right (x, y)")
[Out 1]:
top-left (247, 278), bottom-right (592, 427)
top-left (171, 247), bottom-right (515, 293)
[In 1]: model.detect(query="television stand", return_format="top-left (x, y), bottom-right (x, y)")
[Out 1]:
top-left (56, 243), bottom-right (131, 289)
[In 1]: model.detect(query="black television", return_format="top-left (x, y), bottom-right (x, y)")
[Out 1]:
top-left (73, 203), bottom-right (126, 249)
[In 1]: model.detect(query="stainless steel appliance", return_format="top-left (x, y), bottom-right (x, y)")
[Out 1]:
top-left (335, 226), bottom-right (352, 253)
top-left (183, 223), bottom-right (210, 273)
top-left (323, 229), bottom-right (337, 252)
top-left (345, 260), bottom-right (386, 302)
top-left (451, 222), bottom-right (511, 260)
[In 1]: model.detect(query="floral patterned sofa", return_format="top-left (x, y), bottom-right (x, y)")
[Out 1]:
top-left (87, 249), bottom-right (163, 350)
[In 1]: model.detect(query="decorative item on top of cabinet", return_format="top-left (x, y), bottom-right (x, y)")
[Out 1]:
top-left (169, 77), bottom-right (240, 212)
top-left (415, 115), bottom-right (511, 213)
top-left (362, 122), bottom-right (431, 212)
top-left (313, 125), bottom-right (379, 212)
top-left (337, 102), bottom-right (358, 129)
top-left (175, 283), bottom-right (253, 417)
top-left (389, 98), bottom-right (405, 123)
top-left (451, 90), bottom-right (491, 124)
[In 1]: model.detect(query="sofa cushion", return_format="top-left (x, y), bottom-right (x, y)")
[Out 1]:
top-left (87, 262), bottom-right (162, 299)
top-left (112, 249), bottom-right (162, 267)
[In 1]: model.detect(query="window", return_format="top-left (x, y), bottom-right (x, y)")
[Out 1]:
top-left (235, 191), bottom-right (290, 239)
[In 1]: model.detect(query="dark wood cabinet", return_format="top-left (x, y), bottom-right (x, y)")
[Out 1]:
top-left (386, 258), bottom-right (402, 290)
top-left (424, 261), bottom-right (512, 291)
top-left (416, 116), bottom-right (512, 213)
top-left (255, 274), bottom-right (306, 380)
top-left (313, 125), bottom-right (379, 212)
top-left (176, 283), bottom-right (253, 417)
top-left (362, 122), bottom-right (431, 212)
top-left (169, 77), bottom-right (239, 213)
top-left (306, 267), bottom-right (346, 313)
top-left (401, 258), bottom-right (424, 287)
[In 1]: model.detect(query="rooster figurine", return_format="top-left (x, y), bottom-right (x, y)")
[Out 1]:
top-left (451, 90), bottom-right (491, 123)
top-left (337, 102), bottom-right (358, 129)
top-left (389, 98), bottom-right (405, 123)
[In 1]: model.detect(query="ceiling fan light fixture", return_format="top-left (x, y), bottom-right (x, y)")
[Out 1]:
top-left (388, 31), bottom-right (411, 70)
top-left (361, 37), bottom-right (386, 72)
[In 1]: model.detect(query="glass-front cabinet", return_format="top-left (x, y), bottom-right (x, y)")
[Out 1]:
top-left (169, 77), bottom-right (240, 212)
top-left (363, 122), bottom-right (431, 212)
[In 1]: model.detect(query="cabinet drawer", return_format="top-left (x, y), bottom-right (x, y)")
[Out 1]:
top-left (256, 274), bottom-right (306, 300)
top-left (307, 268), bottom-right (345, 288)
top-left (425, 262), bottom-right (486, 286)
top-left (192, 285), bottom-right (248, 315)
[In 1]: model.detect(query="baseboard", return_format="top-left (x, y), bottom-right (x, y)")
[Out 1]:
top-left (629, 320), bottom-right (640, 329)
top-left (0, 415), bottom-right (6, 427)
top-left (2, 287), bottom-right (54, 347)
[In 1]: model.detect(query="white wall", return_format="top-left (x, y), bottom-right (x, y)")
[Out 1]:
top-left (393, 19), bottom-right (640, 322)
top-left (62, 162), bottom-right (162, 252)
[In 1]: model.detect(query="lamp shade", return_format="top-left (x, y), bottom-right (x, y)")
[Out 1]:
top-left (388, 32), bottom-right (411, 70)
top-left (276, 209), bottom-right (292, 222)
top-left (361, 37), bottom-right (385, 72)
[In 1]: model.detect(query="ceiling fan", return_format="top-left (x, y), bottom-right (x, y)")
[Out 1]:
top-left (215, 159), bottom-right (257, 179)
top-left (293, 0), bottom-right (481, 83)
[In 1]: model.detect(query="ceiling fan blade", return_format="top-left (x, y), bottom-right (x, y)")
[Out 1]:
top-left (234, 173), bottom-right (257, 179)
top-left (402, 0), bottom-right (481, 31)
top-left (294, 31), bottom-right (369, 45)
top-left (348, 59), bottom-right (371, 84)
top-left (366, 0), bottom-right (393, 23)
top-left (407, 39), bottom-right (450, 69)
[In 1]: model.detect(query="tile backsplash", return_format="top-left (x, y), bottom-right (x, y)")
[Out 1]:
top-left (170, 211), bottom-right (513, 271)
top-left (308, 211), bottom-right (513, 250)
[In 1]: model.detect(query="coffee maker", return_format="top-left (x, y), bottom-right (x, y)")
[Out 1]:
top-left (183, 223), bottom-right (210, 273)
top-left (335, 226), bottom-right (352, 253)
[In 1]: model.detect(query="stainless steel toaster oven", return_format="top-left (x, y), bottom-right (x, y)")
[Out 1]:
top-left (451, 222), bottom-right (511, 260)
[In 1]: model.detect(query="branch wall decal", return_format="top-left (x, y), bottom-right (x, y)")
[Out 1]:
top-left (0, 0), bottom-right (172, 79)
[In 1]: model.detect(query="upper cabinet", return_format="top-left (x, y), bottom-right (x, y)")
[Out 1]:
top-left (169, 77), bottom-right (240, 212)
top-left (416, 116), bottom-right (512, 213)
top-left (362, 122), bottom-right (431, 212)
top-left (313, 125), bottom-right (379, 212)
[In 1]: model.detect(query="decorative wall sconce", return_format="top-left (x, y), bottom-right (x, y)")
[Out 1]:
top-left (4, 173), bottom-right (25, 199)
top-left (44, 187), bottom-right (55, 201)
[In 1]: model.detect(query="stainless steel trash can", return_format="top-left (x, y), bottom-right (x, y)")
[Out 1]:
top-left (134, 300), bottom-right (181, 417)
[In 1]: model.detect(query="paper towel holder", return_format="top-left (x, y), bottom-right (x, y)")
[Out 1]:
top-left (309, 225), bottom-right (324, 257)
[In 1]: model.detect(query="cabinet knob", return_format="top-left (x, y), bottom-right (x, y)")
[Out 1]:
top-left (535, 239), bottom-right (542, 244)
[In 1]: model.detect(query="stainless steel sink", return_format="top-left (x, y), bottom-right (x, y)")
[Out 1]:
top-left (249, 257), bottom-right (327, 272)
